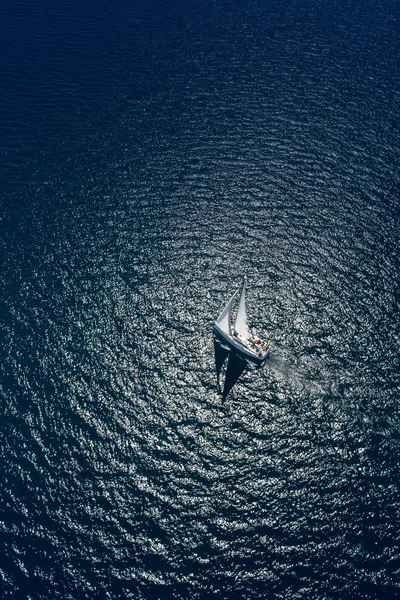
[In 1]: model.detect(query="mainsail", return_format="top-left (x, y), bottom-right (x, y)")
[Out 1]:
top-left (215, 290), bottom-right (238, 335)
top-left (234, 279), bottom-right (249, 338)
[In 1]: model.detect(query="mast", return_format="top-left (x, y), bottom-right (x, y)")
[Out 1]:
top-left (234, 278), bottom-right (249, 338)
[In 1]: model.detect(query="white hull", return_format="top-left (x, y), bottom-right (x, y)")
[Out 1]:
top-left (213, 324), bottom-right (269, 366)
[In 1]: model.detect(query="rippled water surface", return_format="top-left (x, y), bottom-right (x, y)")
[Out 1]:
top-left (1, 0), bottom-right (400, 598)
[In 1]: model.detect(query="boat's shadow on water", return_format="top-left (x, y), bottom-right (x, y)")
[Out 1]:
top-left (214, 338), bottom-right (251, 402)
top-left (214, 339), bottom-right (308, 403)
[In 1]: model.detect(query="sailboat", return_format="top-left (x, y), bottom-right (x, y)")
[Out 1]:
top-left (213, 279), bottom-right (270, 366)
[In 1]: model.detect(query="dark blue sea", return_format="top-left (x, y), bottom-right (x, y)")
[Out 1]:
top-left (1, 0), bottom-right (400, 598)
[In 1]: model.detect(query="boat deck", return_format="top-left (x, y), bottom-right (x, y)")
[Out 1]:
top-left (232, 330), bottom-right (269, 359)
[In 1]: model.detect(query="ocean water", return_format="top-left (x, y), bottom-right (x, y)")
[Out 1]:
top-left (1, 0), bottom-right (400, 598)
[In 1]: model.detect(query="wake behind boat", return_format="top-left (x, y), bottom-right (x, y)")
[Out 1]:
top-left (213, 279), bottom-right (270, 366)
